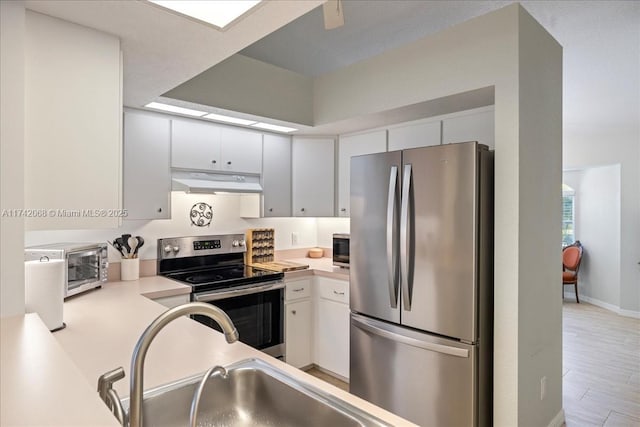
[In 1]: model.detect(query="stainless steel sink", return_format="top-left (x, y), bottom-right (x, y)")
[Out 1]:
top-left (120, 358), bottom-right (391, 427)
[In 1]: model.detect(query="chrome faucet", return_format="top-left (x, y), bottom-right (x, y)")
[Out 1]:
top-left (129, 302), bottom-right (238, 427)
top-left (98, 302), bottom-right (238, 427)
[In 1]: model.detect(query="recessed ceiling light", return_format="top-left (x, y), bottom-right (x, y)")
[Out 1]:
top-left (251, 122), bottom-right (298, 133)
top-left (203, 113), bottom-right (256, 126)
top-left (145, 102), bottom-right (207, 117)
top-left (148, 0), bottom-right (263, 29)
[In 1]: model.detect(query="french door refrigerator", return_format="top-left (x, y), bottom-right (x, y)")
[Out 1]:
top-left (349, 141), bottom-right (493, 427)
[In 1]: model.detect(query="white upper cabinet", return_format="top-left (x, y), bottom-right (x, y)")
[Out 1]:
top-left (123, 111), bottom-right (171, 219)
top-left (292, 137), bottom-right (335, 217)
top-left (24, 11), bottom-right (122, 230)
top-left (337, 130), bottom-right (387, 217)
top-left (387, 119), bottom-right (441, 151)
top-left (171, 119), bottom-right (263, 174)
top-left (442, 109), bottom-right (495, 149)
top-left (219, 127), bottom-right (263, 174)
top-left (171, 119), bottom-right (221, 170)
top-left (262, 134), bottom-right (291, 217)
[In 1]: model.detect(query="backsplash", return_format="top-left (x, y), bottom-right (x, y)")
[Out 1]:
top-left (25, 192), bottom-right (319, 261)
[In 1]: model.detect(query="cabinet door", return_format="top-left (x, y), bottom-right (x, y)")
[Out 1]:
top-left (285, 299), bottom-right (313, 368)
top-left (388, 120), bottom-right (441, 151)
top-left (337, 131), bottom-right (387, 217)
top-left (316, 298), bottom-right (350, 378)
top-left (220, 127), bottom-right (263, 174)
top-left (292, 137), bottom-right (335, 217)
top-left (171, 119), bottom-right (221, 170)
top-left (262, 134), bottom-right (291, 217)
top-left (123, 112), bottom-right (171, 219)
top-left (442, 109), bottom-right (495, 149)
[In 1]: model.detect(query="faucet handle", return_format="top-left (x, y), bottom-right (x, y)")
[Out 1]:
top-left (97, 367), bottom-right (125, 398)
top-left (98, 367), bottom-right (127, 426)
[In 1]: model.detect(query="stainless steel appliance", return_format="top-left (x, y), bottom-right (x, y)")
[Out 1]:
top-left (25, 242), bottom-right (108, 298)
top-left (349, 141), bottom-right (493, 427)
top-left (158, 234), bottom-right (285, 359)
top-left (332, 233), bottom-right (350, 268)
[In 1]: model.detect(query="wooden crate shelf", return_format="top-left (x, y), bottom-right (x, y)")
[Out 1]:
top-left (246, 228), bottom-right (275, 265)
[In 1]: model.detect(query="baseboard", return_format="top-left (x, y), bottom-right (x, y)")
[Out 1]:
top-left (547, 409), bottom-right (565, 427)
top-left (564, 292), bottom-right (640, 319)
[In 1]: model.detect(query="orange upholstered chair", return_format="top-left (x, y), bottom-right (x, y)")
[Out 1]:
top-left (562, 241), bottom-right (583, 303)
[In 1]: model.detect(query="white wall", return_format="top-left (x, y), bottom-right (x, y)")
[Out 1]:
top-left (26, 192), bottom-right (319, 261)
top-left (563, 166), bottom-right (622, 311)
top-left (564, 138), bottom-right (639, 314)
top-left (0, 0), bottom-right (26, 318)
top-left (316, 218), bottom-right (349, 248)
top-left (314, 5), bottom-right (564, 425)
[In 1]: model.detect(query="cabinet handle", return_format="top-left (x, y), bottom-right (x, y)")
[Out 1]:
top-left (157, 208), bottom-right (162, 213)
top-left (291, 310), bottom-right (297, 315)
top-left (211, 160), bottom-right (217, 164)
top-left (300, 208), bottom-right (305, 212)
top-left (227, 161), bottom-right (232, 165)
top-left (340, 208), bottom-right (346, 212)
top-left (333, 290), bottom-right (345, 295)
top-left (268, 208), bottom-right (273, 212)
top-left (292, 288), bottom-right (304, 292)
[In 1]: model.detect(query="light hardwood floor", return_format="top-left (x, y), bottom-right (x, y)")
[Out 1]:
top-left (307, 302), bottom-right (640, 426)
top-left (563, 301), bottom-right (640, 426)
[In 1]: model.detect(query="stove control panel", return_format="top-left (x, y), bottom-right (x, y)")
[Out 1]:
top-left (193, 240), bottom-right (221, 251)
top-left (158, 234), bottom-right (246, 260)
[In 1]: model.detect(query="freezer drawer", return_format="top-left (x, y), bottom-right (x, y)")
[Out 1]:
top-left (350, 314), bottom-right (479, 427)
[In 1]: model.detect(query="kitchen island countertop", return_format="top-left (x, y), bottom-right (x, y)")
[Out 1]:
top-left (1, 274), bottom-right (414, 426)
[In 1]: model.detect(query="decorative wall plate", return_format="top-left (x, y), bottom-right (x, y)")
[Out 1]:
top-left (190, 202), bottom-right (213, 227)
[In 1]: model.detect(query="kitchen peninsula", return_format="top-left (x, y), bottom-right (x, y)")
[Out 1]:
top-left (1, 274), bottom-right (412, 427)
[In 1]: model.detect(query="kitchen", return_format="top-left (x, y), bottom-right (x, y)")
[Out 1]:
top-left (2, 1), bottom-right (636, 427)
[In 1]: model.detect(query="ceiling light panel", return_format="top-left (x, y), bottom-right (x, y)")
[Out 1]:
top-left (203, 113), bottom-right (256, 126)
top-left (145, 102), bottom-right (207, 117)
top-left (148, 1), bottom-right (262, 29)
top-left (251, 122), bottom-right (298, 133)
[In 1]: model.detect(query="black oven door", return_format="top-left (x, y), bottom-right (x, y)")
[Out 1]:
top-left (192, 282), bottom-right (285, 359)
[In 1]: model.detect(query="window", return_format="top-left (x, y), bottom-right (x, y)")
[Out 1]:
top-left (562, 184), bottom-right (575, 246)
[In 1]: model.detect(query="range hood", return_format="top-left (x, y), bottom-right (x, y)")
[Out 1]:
top-left (172, 170), bottom-right (262, 194)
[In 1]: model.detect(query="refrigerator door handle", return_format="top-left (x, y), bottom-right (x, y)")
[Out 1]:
top-left (386, 165), bottom-right (399, 308)
top-left (351, 314), bottom-right (469, 358)
top-left (400, 163), bottom-right (412, 311)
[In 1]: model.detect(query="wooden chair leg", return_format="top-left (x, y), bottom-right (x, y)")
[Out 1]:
top-left (574, 282), bottom-right (579, 303)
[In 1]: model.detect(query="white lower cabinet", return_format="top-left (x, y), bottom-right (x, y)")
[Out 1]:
top-left (314, 277), bottom-right (350, 379)
top-left (285, 278), bottom-right (313, 369)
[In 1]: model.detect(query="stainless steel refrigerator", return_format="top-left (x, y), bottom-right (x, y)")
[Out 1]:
top-left (349, 141), bottom-right (493, 427)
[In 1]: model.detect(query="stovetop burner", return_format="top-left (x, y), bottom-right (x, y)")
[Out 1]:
top-left (164, 265), bottom-right (283, 293)
top-left (157, 234), bottom-right (284, 293)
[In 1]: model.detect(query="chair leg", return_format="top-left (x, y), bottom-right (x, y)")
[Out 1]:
top-left (574, 282), bottom-right (579, 303)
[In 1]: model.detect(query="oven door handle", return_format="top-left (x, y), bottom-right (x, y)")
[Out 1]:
top-left (193, 281), bottom-right (285, 302)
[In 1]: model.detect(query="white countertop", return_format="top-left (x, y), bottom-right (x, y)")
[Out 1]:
top-left (1, 274), bottom-right (414, 426)
top-left (283, 257), bottom-right (350, 280)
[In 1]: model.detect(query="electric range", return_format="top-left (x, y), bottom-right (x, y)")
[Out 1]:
top-left (158, 234), bottom-right (285, 358)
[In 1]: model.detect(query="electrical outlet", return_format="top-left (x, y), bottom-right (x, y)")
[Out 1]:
top-left (540, 376), bottom-right (547, 400)
top-left (291, 232), bottom-right (299, 245)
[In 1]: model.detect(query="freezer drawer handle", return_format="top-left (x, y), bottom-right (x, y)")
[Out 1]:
top-left (352, 315), bottom-right (469, 358)
top-left (400, 164), bottom-right (413, 311)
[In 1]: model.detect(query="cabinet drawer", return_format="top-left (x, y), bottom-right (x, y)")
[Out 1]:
top-left (285, 279), bottom-right (312, 301)
top-left (317, 279), bottom-right (349, 304)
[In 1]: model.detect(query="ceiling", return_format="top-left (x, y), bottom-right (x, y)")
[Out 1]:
top-left (23, 1), bottom-right (639, 136)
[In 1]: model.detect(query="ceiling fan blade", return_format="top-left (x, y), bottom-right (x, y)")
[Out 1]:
top-left (323, 0), bottom-right (344, 30)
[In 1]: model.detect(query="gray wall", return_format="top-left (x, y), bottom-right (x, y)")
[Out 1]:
top-left (563, 167), bottom-right (622, 309)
